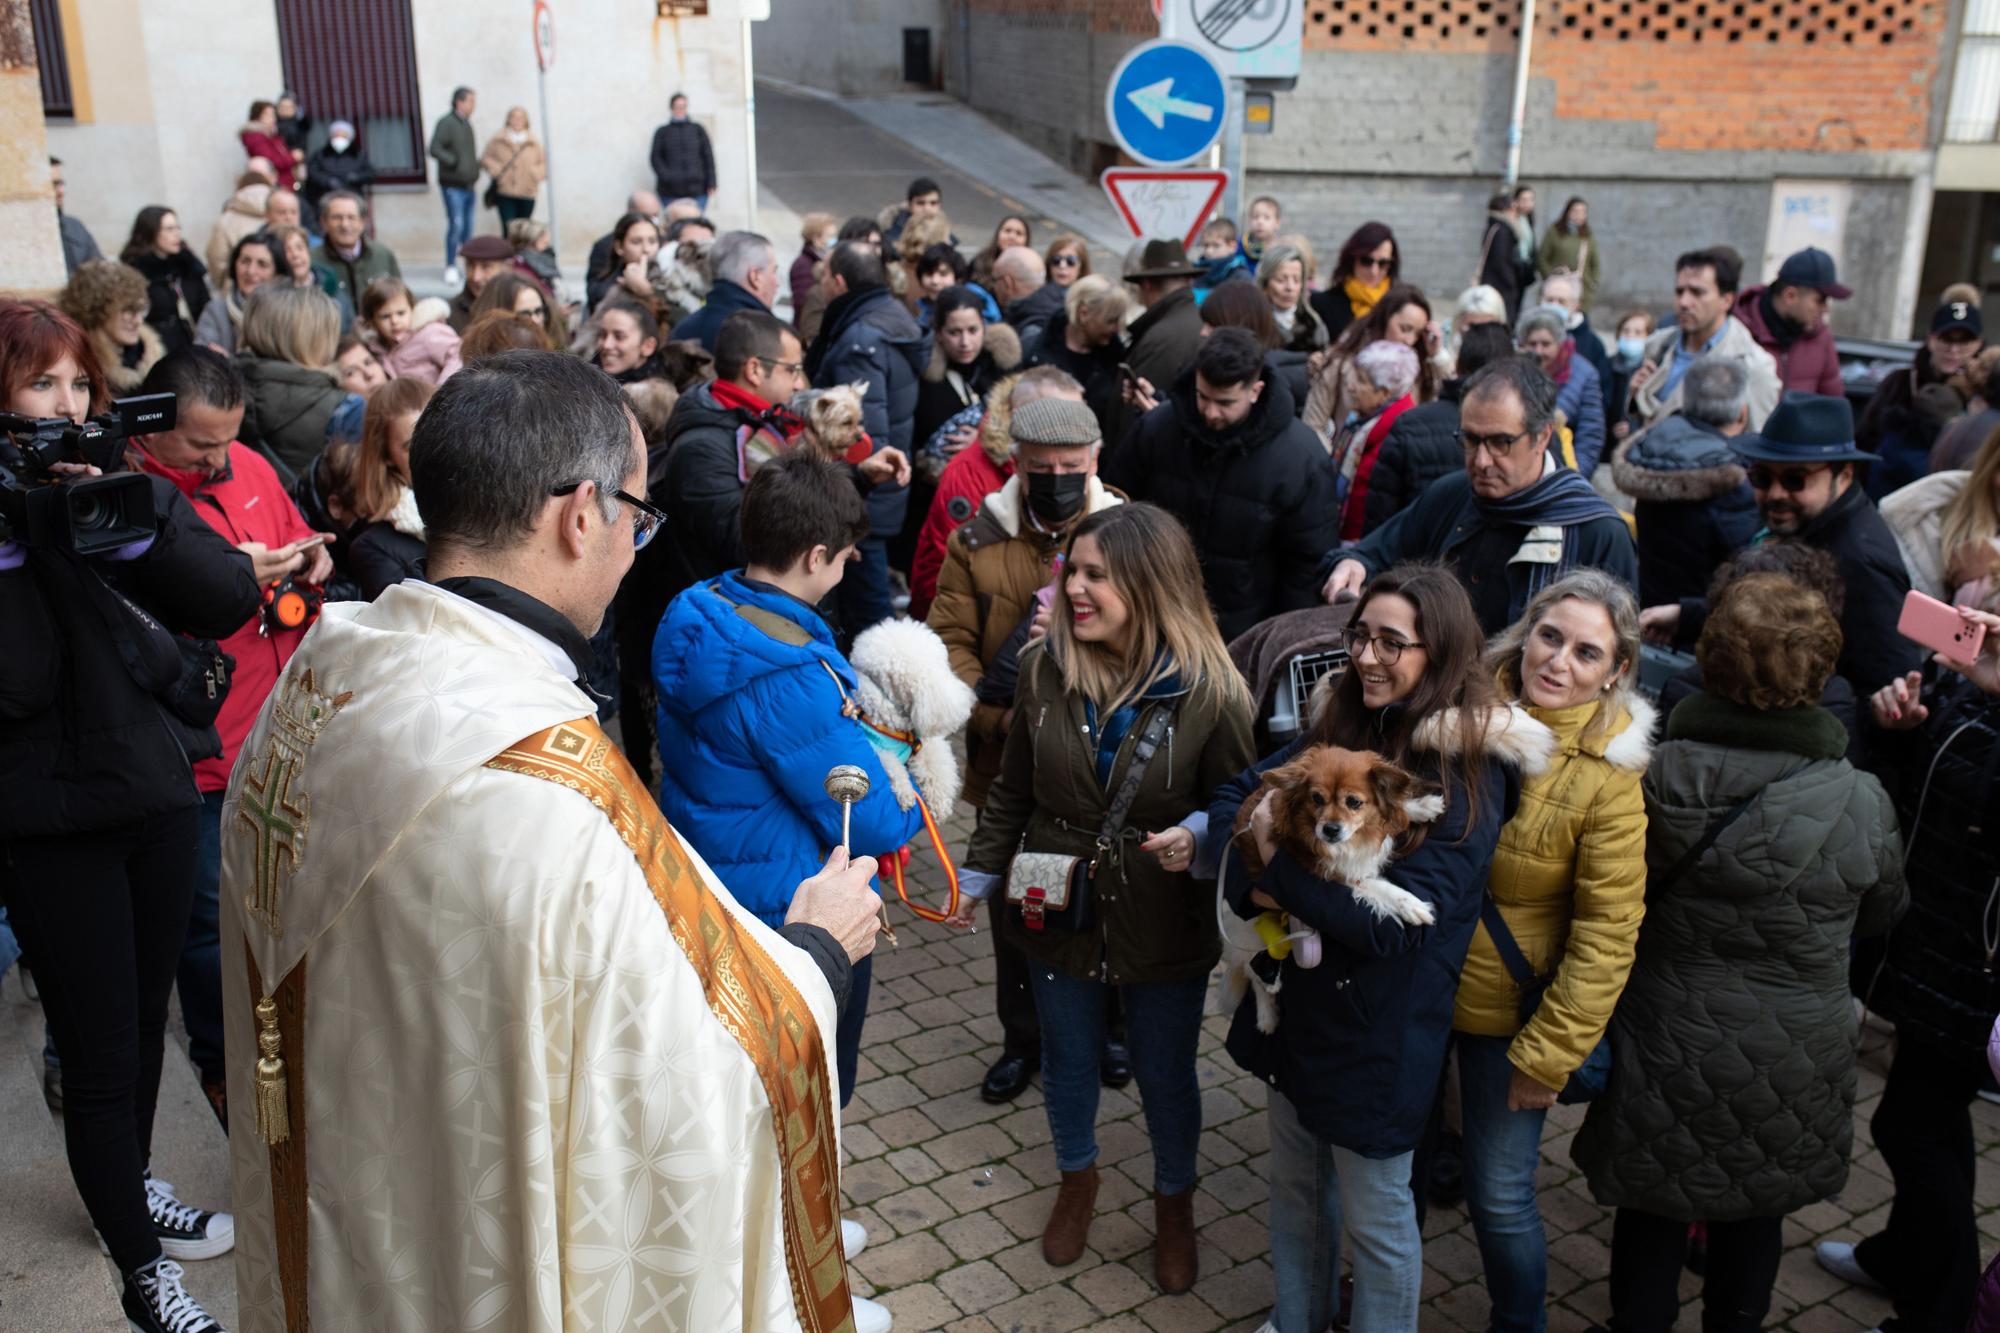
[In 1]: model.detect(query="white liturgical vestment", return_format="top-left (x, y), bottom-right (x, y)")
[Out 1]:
top-left (218, 580), bottom-right (853, 1332)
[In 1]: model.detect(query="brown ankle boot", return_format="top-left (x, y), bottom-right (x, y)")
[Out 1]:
top-left (1153, 1188), bottom-right (1197, 1293)
top-left (1041, 1166), bottom-right (1099, 1266)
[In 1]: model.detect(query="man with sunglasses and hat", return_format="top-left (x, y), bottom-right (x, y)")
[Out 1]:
top-left (1641, 391), bottom-right (1919, 699)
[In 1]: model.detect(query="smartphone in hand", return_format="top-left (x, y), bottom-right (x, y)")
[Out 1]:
top-left (1898, 589), bottom-right (1989, 666)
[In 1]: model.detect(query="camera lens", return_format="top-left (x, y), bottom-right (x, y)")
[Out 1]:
top-left (68, 489), bottom-right (108, 532)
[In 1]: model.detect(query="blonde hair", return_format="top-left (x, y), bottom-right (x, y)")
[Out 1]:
top-left (801, 211), bottom-right (838, 247)
top-left (898, 212), bottom-right (952, 267)
top-left (1485, 568), bottom-right (1641, 738)
top-left (1064, 272), bottom-right (1130, 327)
top-left (351, 375), bottom-right (434, 521)
top-left (240, 283), bottom-right (342, 369)
top-left (1044, 503), bottom-right (1251, 718)
top-left (505, 218), bottom-right (549, 251)
top-left (1940, 425), bottom-right (2000, 578)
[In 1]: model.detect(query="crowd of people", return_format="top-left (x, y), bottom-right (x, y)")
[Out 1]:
top-left (9, 107), bottom-right (2000, 1333)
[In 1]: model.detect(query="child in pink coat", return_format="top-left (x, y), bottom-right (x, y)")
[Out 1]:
top-left (362, 277), bottom-right (462, 385)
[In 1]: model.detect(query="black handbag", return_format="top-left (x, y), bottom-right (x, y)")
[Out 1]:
top-left (483, 144), bottom-right (526, 209)
top-left (1005, 702), bottom-right (1175, 934)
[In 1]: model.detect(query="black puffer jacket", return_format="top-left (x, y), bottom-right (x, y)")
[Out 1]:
top-left (346, 521), bottom-right (425, 601)
top-left (1868, 680), bottom-right (2000, 1068)
top-left (130, 248), bottom-right (210, 355)
top-left (656, 382), bottom-right (756, 605)
top-left (1573, 694), bottom-right (1906, 1220)
top-left (648, 119), bottom-right (716, 201)
top-left (0, 477), bottom-right (261, 838)
top-left (302, 142), bottom-right (376, 215)
top-left (1608, 414), bottom-right (1760, 610)
top-left (1024, 311), bottom-right (1123, 438)
top-left (809, 285), bottom-right (927, 535)
top-left (1102, 367), bottom-right (1339, 640)
top-left (1364, 379), bottom-right (1466, 535)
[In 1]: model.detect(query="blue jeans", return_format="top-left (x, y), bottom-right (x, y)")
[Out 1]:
top-left (1458, 1033), bottom-right (1552, 1332)
top-left (1266, 1086), bottom-right (1422, 1332)
top-left (442, 186), bottom-right (476, 268)
top-left (835, 953), bottom-right (871, 1108)
top-left (1027, 967), bottom-right (1204, 1194)
top-left (0, 905), bottom-right (18, 982)
top-left (178, 790), bottom-right (227, 1083)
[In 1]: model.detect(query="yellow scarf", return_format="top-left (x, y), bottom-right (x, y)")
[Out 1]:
top-left (1344, 274), bottom-right (1390, 320)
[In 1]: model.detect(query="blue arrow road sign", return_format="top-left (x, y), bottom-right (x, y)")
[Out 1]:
top-left (1105, 39), bottom-right (1227, 167)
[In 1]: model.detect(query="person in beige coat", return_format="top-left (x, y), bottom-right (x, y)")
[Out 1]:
top-left (204, 174), bottom-right (273, 284)
top-left (479, 107), bottom-right (548, 228)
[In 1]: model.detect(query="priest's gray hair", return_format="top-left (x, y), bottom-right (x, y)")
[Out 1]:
top-left (408, 350), bottom-right (635, 554)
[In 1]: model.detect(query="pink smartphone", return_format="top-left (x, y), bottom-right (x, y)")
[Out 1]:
top-left (1035, 554), bottom-right (1066, 611)
top-left (1898, 589), bottom-right (1988, 666)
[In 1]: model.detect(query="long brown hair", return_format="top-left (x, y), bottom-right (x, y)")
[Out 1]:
top-left (351, 375), bottom-right (434, 520)
top-left (1313, 562), bottom-right (1500, 827)
top-left (1043, 503), bottom-right (1250, 719)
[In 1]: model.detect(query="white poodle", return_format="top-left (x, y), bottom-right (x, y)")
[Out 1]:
top-left (846, 619), bottom-right (976, 822)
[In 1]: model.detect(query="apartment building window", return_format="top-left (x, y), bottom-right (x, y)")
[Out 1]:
top-left (274, 0), bottom-right (427, 183)
top-left (1948, 0), bottom-right (2000, 142)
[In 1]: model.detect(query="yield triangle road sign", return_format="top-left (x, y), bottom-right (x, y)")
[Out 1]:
top-left (1101, 169), bottom-right (1230, 248)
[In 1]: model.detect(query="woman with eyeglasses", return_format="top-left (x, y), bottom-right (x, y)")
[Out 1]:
top-left (1308, 221), bottom-right (1401, 345)
top-left (1303, 280), bottom-right (1441, 440)
top-left (1044, 234), bottom-right (1092, 288)
top-left (342, 375), bottom-right (436, 600)
top-left (1210, 562), bottom-right (1554, 1332)
top-left (470, 270), bottom-right (566, 349)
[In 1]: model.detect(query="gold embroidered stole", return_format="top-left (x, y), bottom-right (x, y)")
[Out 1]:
top-left (487, 719), bottom-right (856, 1333)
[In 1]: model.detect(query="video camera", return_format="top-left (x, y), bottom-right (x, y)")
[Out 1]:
top-left (0, 394), bottom-right (174, 557)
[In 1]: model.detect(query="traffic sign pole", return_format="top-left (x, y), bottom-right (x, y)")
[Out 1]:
top-left (1221, 76), bottom-right (1245, 226)
top-left (533, 1), bottom-right (557, 254)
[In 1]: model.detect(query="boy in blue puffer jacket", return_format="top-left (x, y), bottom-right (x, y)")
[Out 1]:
top-left (653, 451), bottom-right (925, 1106)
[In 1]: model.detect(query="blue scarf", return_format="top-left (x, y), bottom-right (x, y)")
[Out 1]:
top-left (1472, 465), bottom-right (1621, 613)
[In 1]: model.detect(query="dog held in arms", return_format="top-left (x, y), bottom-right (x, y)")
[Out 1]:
top-left (1221, 744), bottom-right (1446, 1033)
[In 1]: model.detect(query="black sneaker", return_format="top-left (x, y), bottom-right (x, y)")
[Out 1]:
top-left (102, 1177), bottom-right (235, 1262)
top-left (122, 1258), bottom-right (226, 1333)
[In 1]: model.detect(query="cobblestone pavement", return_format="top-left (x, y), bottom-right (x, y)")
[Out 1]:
top-left (844, 816), bottom-right (2000, 1332)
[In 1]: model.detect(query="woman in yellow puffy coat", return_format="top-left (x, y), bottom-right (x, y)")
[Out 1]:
top-left (1453, 568), bottom-right (1652, 1333)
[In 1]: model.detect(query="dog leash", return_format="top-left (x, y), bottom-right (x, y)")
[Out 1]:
top-left (818, 660), bottom-right (963, 925)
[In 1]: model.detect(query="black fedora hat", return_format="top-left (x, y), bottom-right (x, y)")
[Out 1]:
top-left (1730, 391), bottom-right (1873, 465)
top-left (1124, 238), bottom-right (1204, 280)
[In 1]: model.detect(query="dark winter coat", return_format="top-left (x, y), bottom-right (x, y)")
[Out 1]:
top-left (1024, 311), bottom-right (1124, 439)
top-left (669, 279), bottom-right (770, 354)
top-left (1102, 367), bottom-right (1340, 641)
top-left (1734, 285), bottom-right (1845, 398)
top-left (236, 354), bottom-right (350, 484)
top-left (1608, 414), bottom-right (1760, 610)
top-left (1308, 286), bottom-right (1359, 347)
top-left (1004, 282), bottom-right (1067, 358)
top-left (1124, 286), bottom-right (1205, 399)
top-left (346, 521), bottom-right (425, 601)
top-left (428, 111), bottom-right (477, 189)
top-left (1213, 701), bottom-right (1541, 1157)
top-left (1554, 351), bottom-right (1607, 477)
top-left (649, 119), bottom-right (716, 201)
top-left (656, 381), bottom-right (758, 604)
top-left (914, 328), bottom-right (1021, 453)
top-left (1868, 680), bottom-right (2000, 1069)
top-left (1573, 693), bottom-right (1906, 1221)
top-left (130, 248), bottom-right (210, 355)
top-left (1342, 467), bottom-right (1640, 636)
top-left (1572, 317), bottom-right (1621, 429)
top-left (302, 142), bottom-right (376, 215)
top-left (0, 477), bottom-right (261, 839)
top-left (309, 238), bottom-right (401, 309)
top-left (1479, 213), bottom-right (1534, 324)
top-left (965, 647), bottom-right (1255, 985)
top-left (1858, 345), bottom-right (1969, 499)
top-left (809, 284), bottom-right (927, 534)
top-left (1364, 380), bottom-right (1466, 535)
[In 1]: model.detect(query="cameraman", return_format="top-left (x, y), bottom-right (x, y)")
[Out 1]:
top-left (0, 300), bottom-right (252, 1332)
top-left (129, 346), bottom-right (329, 1125)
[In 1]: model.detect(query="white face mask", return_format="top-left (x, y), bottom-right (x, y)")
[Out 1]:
top-left (506, 128), bottom-right (528, 145)
top-left (330, 136), bottom-right (352, 153)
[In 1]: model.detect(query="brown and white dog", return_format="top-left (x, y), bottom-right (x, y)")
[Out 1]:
top-left (1233, 744), bottom-right (1447, 924)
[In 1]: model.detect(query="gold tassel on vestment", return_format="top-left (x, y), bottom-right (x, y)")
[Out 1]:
top-left (253, 996), bottom-right (290, 1143)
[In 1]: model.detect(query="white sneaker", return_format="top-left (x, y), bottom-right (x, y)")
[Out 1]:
top-left (841, 1217), bottom-right (867, 1261)
top-left (442, 265), bottom-right (463, 287)
top-left (851, 1295), bottom-right (892, 1333)
top-left (1814, 1239), bottom-right (1886, 1292)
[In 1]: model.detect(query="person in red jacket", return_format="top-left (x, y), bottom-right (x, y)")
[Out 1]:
top-left (240, 99), bottom-right (301, 189)
top-left (128, 347), bottom-right (330, 1123)
top-left (1733, 246), bottom-right (1849, 397)
top-left (909, 364), bottom-right (1081, 619)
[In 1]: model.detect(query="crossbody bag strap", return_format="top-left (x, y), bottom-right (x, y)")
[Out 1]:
top-left (1654, 791), bottom-right (1760, 895)
top-left (1479, 896), bottom-right (1538, 987)
top-left (1098, 703), bottom-right (1175, 848)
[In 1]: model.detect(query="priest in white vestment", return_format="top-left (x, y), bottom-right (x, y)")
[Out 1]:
top-left (217, 351), bottom-right (891, 1333)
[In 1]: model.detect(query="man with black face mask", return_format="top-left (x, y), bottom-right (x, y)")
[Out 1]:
top-left (1103, 326), bottom-right (1339, 639)
top-left (928, 391), bottom-right (1129, 1104)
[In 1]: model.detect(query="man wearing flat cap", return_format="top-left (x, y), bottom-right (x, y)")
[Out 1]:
top-left (928, 393), bottom-right (1128, 1103)
top-left (1642, 391), bottom-right (1919, 698)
